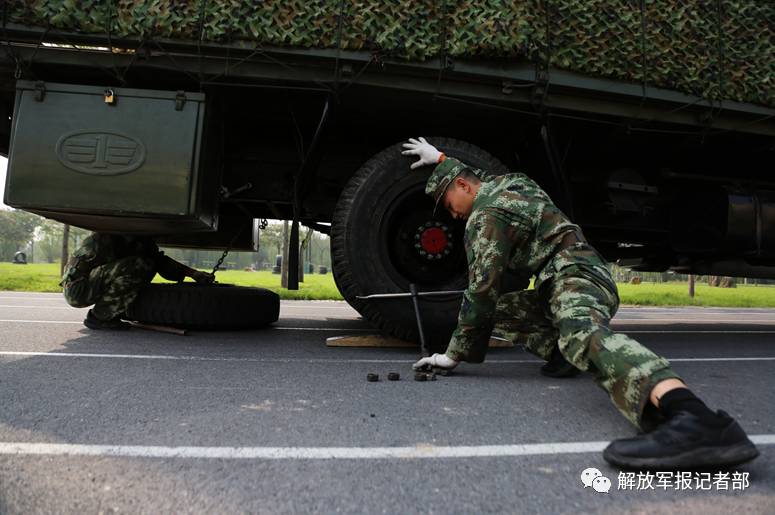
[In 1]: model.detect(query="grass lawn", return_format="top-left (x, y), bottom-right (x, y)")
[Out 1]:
top-left (2, 263), bottom-right (775, 307)
top-left (0, 262), bottom-right (65, 292)
top-left (0, 263), bottom-right (343, 300)
top-left (191, 269), bottom-right (342, 300)
top-left (617, 282), bottom-right (775, 308)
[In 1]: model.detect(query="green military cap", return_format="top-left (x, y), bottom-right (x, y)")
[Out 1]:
top-left (424, 159), bottom-right (470, 213)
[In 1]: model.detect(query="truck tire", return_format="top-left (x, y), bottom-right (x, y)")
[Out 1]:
top-left (331, 138), bottom-right (509, 350)
top-left (126, 283), bottom-right (280, 330)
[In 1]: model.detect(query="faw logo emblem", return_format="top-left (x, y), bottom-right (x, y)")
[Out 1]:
top-left (55, 130), bottom-right (146, 176)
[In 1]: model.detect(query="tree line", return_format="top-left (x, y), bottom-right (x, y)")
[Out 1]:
top-left (0, 209), bottom-right (331, 271)
top-left (2, 208), bottom-right (772, 285)
top-left (161, 222), bottom-right (331, 271)
top-left (0, 209), bottom-right (90, 263)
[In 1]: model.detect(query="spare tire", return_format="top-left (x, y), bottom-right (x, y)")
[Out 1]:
top-left (126, 283), bottom-right (280, 330)
top-left (331, 137), bottom-right (508, 350)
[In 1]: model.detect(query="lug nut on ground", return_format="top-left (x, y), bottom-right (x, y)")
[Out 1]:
top-left (366, 373), bottom-right (379, 382)
top-left (414, 371), bottom-right (436, 382)
top-left (387, 372), bottom-right (400, 381)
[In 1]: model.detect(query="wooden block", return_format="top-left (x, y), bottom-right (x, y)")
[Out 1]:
top-left (326, 335), bottom-right (415, 348)
top-left (326, 335), bottom-right (513, 348)
top-left (488, 336), bottom-right (513, 348)
top-left (129, 321), bottom-right (187, 336)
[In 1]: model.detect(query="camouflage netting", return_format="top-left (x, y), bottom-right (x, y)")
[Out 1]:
top-left (6, 1), bottom-right (774, 107)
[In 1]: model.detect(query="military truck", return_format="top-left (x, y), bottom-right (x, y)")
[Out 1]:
top-left (1, 2), bottom-right (774, 343)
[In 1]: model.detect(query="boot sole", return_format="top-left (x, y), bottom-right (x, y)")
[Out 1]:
top-left (83, 319), bottom-right (131, 331)
top-left (603, 440), bottom-right (760, 469)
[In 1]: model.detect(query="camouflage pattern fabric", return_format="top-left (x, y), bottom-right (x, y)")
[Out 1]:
top-left (493, 289), bottom-right (557, 361)
top-left (434, 158), bottom-right (680, 429)
top-left (425, 158), bottom-right (473, 203)
top-left (61, 233), bottom-right (186, 320)
top-left (7, 1), bottom-right (773, 107)
top-left (425, 156), bottom-right (498, 213)
top-left (493, 256), bottom-right (680, 430)
top-left (63, 255), bottom-right (156, 320)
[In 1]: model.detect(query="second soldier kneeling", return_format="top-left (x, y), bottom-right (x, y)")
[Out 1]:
top-left (61, 232), bottom-right (214, 330)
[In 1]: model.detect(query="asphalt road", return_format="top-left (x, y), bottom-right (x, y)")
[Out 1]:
top-left (0, 292), bottom-right (773, 514)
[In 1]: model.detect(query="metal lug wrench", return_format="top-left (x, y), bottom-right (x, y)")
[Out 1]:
top-left (357, 285), bottom-right (464, 358)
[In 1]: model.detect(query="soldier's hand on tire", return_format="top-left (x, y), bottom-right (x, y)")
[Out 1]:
top-left (412, 353), bottom-right (459, 370)
top-left (191, 270), bottom-right (215, 284)
top-left (401, 137), bottom-right (443, 169)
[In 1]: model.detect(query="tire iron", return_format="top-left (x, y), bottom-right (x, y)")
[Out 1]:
top-left (356, 285), bottom-right (464, 359)
top-left (408, 283), bottom-right (428, 357)
top-left (129, 321), bottom-right (188, 336)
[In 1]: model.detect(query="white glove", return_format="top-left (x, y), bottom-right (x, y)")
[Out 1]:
top-left (401, 137), bottom-right (443, 170)
top-left (412, 353), bottom-right (459, 370)
top-left (190, 270), bottom-right (215, 284)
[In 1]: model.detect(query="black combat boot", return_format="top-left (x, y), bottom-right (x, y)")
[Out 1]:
top-left (603, 389), bottom-right (759, 469)
top-left (83, 309), bottom-right (131, 330)
top-left (540, 345), bottom-right (581, 378)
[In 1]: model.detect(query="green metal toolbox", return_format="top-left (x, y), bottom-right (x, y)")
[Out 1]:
top-left (3, 80), bottom-right (219, 234)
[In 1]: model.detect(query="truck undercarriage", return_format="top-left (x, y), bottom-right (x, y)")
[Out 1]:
top-left (2, 25), bottom-right (774, 342)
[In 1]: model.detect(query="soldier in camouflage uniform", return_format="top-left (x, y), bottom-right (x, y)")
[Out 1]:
top-left (402, 137), bottom-right (758, 469)
top-left (61, 232), bottom-right (214, 330)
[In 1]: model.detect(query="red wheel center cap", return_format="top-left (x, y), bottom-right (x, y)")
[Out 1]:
top-left (420, 227), bottom-right (448, 254)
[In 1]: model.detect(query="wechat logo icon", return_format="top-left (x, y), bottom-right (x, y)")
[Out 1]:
top-left (580, 467), bottom-right (611, 494)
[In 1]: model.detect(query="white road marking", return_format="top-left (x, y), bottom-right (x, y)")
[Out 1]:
top-left (0, 320), bottom-right (370, 331)
top-left (0, 299), bottom-right (64, 303)
top-left (620, 330), bottom-right (775, 334)
top-left (0, 436), bottom-right (772, 459)
top-left (0, 319), bottom-right (82, 324)
top-left (6, 309), bottom-right (771, 320)
top-left (0, 352), bottom-right (419, 363)
top-left (0, 305), bottom-right (72, 309)
top-left (0, 304), bottom-right (354, 311)
top-left (0, 295), bottom-right (62, 299)
top-left (281, 305), bottom-right (358, 311)
top-left (0, 351), bottom-right (773, 364)
top-left (273, 327), bottom-right (371, 331)
top-left (24, 313), bottom-right (770, 320)
top-left (3, 319), bottom-right (775, 335)
top-left (0, 352), bottom-right (420, 363)
top-left (668, 357), bottom-right (775, 362)
top-left (613, 319), bottom-right (775, 323)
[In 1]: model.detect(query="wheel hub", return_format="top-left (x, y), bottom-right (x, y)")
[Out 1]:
top-left (415, 222), bottom-right (453, 260)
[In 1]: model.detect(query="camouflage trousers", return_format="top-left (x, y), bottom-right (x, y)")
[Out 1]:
top-left (493, 267), bottom-right (681, 430)
top-left (63, 257), bottom-right (156, 320)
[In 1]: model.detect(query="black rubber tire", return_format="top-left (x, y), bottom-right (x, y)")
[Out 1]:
top-left (125, 283), bottom-right (280, 330)
top-left (331, 137), bottom-right (508, 350)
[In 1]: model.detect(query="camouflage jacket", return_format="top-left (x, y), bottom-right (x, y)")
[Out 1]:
top-left (61, 233), bottom-right (188, 286)
top-left (439, 157), bottom-right (586, 363)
